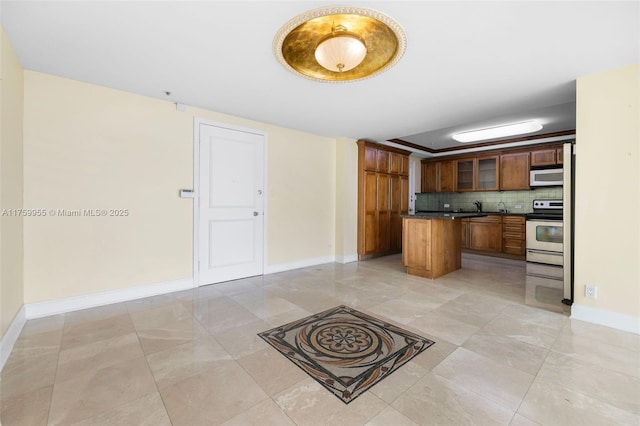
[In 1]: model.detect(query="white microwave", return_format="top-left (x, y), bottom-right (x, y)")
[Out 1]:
top-left (530, 168), bottom-right (563, 186)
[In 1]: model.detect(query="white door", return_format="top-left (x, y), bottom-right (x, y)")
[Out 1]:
top-left (197, 122), bottom-right (265, 285)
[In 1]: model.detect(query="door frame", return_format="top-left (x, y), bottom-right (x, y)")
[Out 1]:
top-left (193, 118), bottom-right (268, 287)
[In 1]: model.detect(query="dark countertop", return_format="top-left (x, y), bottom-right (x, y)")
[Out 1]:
top-left (415, 210), bottom-right (529, 216)
top-left (403, 212), bottom-right (488, 220)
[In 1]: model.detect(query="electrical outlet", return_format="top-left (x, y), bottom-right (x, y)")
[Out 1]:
top-left (444, 203), bottom-right (450, 208)
top-left (514, 204), bottom-right (522, 209)
top-left (585, 285), bottom-right (597, 299)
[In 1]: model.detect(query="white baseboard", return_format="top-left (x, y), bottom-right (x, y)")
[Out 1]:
top-left (1, 305), bottom-right (26, 372)
top-left (571, 304), bottom-right (640, 335)
top-left (264, 255), bottom-right (336, 275)
top-left (24, 277), bottom-right (194, 320)
top-left (335, 254), bottom-right (358, 264)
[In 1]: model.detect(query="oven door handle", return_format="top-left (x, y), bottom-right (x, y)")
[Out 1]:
top-left (527, 249), bottom-right (563, 256)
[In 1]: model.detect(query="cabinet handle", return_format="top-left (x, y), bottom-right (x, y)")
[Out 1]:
top-left (253, 212), bottom-right (259, 216)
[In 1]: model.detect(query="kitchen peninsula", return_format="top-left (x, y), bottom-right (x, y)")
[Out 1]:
top-left (402, 212), bottom-right (487, 279)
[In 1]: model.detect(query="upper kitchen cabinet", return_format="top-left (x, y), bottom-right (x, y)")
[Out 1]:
top-left (363, 143), bottom-right (409, 175)
top-left (418, 142), bottom-right (568, 193)
top-left (531, 147), bottom-right (561, 167)
top-left (500, 151), bottom-right (530, 190)
top-left (439, 160), bottom-right (455, 191)
top-left (475, 156), bottom-right (499, 191)
top-left (376, 149), bottom-right (391, 172)
top-left (455, 156), bottom-right (499, 192)
top-left (455, 158), bottom-right (475, 191)
top-left (389, 152), bottom-right (409, 175)
top-left (422, 161), bottom-right (438, 193)
top-left (363, 144), bottom-right (377, 170)
top-left (421, 159), bottom-right (454, 193)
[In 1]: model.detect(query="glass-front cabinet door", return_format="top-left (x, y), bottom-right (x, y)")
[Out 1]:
top-left (476, 156), bottom-right (499, 190)
top-left (456, 159), bottom-right (474, 191)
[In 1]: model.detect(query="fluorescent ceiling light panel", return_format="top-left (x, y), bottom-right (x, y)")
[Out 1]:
top-left (452, 120), bottom-right (543, 143)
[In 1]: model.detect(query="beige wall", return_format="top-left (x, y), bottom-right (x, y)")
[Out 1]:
top-left (0, 26), bottom-right (25, 337)
top-left (23, 71), bottom-right (340, 304)
top-left (262, 125), bottom-right (336, 265)
top-left (574, 63), bottom-right (639, 318)
top-left (335, 137), bottom-right (358, 261)
top-left (410, 156), bottom-right (422, 196)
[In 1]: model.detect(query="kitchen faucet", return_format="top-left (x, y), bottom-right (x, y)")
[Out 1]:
top-left (473, 200), bottom-right (482, 212)
top-left (498, 201), bottom-right (507, 213)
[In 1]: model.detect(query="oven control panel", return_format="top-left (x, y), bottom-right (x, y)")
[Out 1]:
top-left (532, 199), bottom-right (563, 210)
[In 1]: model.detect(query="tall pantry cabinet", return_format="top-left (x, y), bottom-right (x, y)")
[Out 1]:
top-left (357, 140), bottom-right (411, 259)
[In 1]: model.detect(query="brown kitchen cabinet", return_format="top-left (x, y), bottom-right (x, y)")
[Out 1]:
top-left (468, 215), bottom-right (503, 252)
top-left (475, 156), bottom-right (499, 190)
top-left (389, 175), bottom-right (409, 252)
top-left (439, 160), bottom-right (456, 191)
top-left (500, 151), bottom-right (530, 190)
top-left (377, 173), bottom-right (391, 253)
top-left (530, 148), bottom-right (558, 167)
top-left (455, 158), bottom-right (475, 191)
top-left (358, 140), bottom-right (411, 259)
top-left (461, 214), bottom-right (525, 258)
top-left (390, 152), bottom-right (410, 175)
top-left (418, 143), bottom-right (571, 194)
top-left (362, 171), bottom-right (378, 254)
top-left (363, 145), bottom-right (377, 171)
top-left (402, 217), bottom-right (462, 279)
top-left (502, 215), bottom-right (526, 256)
top-left (421, 159), bottom-right (454, 192)
top-left (455, 156), bottom-right (499, 191)
top-left (422, 161), bottom-right (437, 193)
top-left (460, 218), bottom-right (470, 249)
top-left (389, 152), bottom-right (401, 174)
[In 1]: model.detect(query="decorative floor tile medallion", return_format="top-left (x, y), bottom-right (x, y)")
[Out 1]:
top-left (258, 305), bottom-right (435, 403)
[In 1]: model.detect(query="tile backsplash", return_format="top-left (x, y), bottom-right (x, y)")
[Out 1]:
top-left (415, 187), bottom-right (563, 213)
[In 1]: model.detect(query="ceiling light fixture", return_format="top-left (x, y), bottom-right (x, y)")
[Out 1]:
top-left (274, 6), bottom-right (406, 82)
top-left (315, 24), bottom-right (366, 73)
top-left (452, 120), bottom-right (544, 143)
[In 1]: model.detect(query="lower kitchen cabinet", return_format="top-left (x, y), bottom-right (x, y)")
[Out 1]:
top-left (461, 218), bottom-right (470, 249)
top-left (402, 217), bottom-right (462, 279)
top-left (502, 215), bottom-right (526, 256)
top-left (461, 214), bottom-right (526, 258)
top-left (468, 215), bottom-right (503, 252)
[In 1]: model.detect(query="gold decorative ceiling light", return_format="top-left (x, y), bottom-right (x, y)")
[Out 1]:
top-left (273, 6), bottom-right (407, 82)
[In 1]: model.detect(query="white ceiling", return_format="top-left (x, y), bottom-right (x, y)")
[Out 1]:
top-left (2, 1), bottom-right (638, 153)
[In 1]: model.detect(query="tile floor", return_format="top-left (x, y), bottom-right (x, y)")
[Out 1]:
top-left (1, 253), bottom-right (639, 425)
